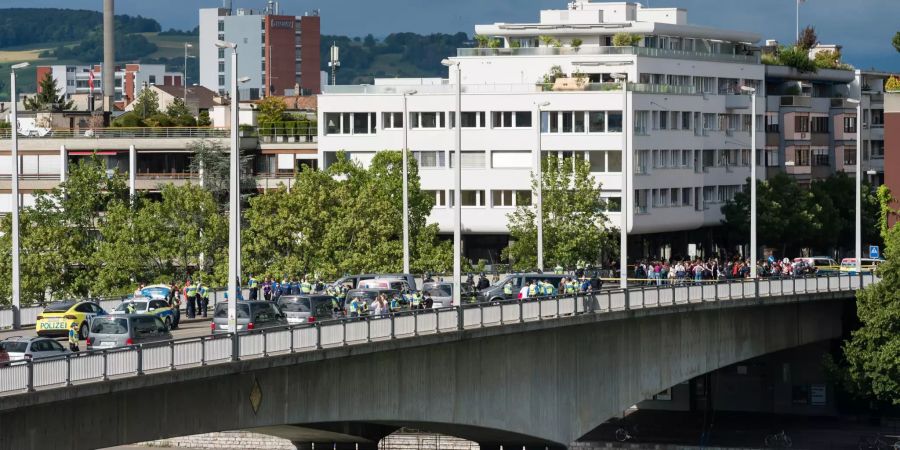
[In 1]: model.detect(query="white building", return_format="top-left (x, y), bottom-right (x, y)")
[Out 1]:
top-left (37, 64), bottom-right (183, 109)
top-left (317, 0), bottom-right (765, 263)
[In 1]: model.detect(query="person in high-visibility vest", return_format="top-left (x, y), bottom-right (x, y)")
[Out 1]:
top-left (184, 281), bottom-right (198, 318)
top-left (248, 275), bottom-right (259, 301)
top-left (565, 278), bottom-right (576, 295)
top-left (68, 322), bottom-right (80, 352)
top-left (412, 291), bottom-right (422, 309)
top-left (198, 284), bottom-right (210, 317)
top-left (349, 297), bottom-right (361, 318)
top-left (300, 277), bottom-right (312, 294)
top-left (528, 281), bottom-right (539, 298)
top-left (503, 282), bottom-right (514, 297)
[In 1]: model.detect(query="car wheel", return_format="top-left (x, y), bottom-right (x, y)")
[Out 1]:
top-left (164, 317), bottom-right (172, 330)
top-left (79, 322), bottom-right (89, 340)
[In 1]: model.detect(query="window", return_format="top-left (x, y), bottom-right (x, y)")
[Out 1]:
top-left (382, 112), bottom-right (403, 129)
top-left (681, 149), bottom-right (692, 168)
top-left (218, 48), bottom-right (225, 59)
top-left (605, 197), bottom-right (622, 212)
top-left (413, 151), bottom-right (446, 168)
top-left (812, 148), bottom-right (829, 166)
top-left (634, 111), bottom-right (649, 135)
top-left (681, 188), bottom-right (693, 206)
top-left (324, 112), bottom-right (376, 135)
top-left (352, 113), bottom-right (374, 134)
top-left (795, 147), bottom-right (811, 166)
top-left (607, 112), bottom-right (623, 132)
top-left (670, 188), bottom-right (680, 205)
top-left (589, 112), bottom-right (606, 133)
top-left (870, 140), bottom-right (884, 159)
top-left (148, 75), bottom-right (156, 85)
top-left (515, 111), bottom-right (532, 128)
top-left (843, 147), bottom-right (857, 166)
top-left (765, 114), bottom-right (780, 132)
top-left (491, 151), bottom-right (531, 169)
top-left (218, 62), bottom-right (225, 73)
top-left (794, 116), bottom-right (810, 133)
top-left (218, 20), bottom-right (225, 32)
top-left (449, 151), bottom-right (486, 169)
top-left (218, 75), bottom-right (225, 86)
top-left (492, 111), bottom-right (531, 128)
top-left (843, 116), bottom-right (857, 133)
top-left (693, 76), bottom-right (715, 94)
top-left (681, 111), bottom-right (691, 130)
top-left (607, 151), bottom-right (622, 172)
top-left (410, 112), bottom-right (446, 129)
top-left (461, 111), bottom-right (486, 128)
top-left (811, 116), bottom-right (829, 133)
top-left (492, 190), bottom-right (532, 207)
top-left (449, 190), bottom-right (486, 207)
top-left (871, 109), bottom-right (884, 127)
top-left (719, 185), bottom-right (741, 203)
top-left (426, 190), bottom-right (447, 207)
top-left (659, 110), bottom-right (668, 130)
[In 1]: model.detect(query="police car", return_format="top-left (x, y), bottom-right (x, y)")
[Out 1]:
top-left (35, 301), bottom-right (107, 339)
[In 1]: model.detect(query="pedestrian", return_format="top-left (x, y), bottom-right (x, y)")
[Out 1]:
top-left (133, 283), bottom-right (145, 298)
top-left (372, 296), bottom-right (385, 316)
top-left (183, 280), bottom-right (197, 319)
top-left (248, 275), bottom-right (259, 301)
top-left (477, 273), bottom-right (490, 291)
top-left (349, 297), bottom-right (361, 318)
top-left (169, 282), bottom-right (181, 329)
top-left (263, 277), bottom-right (272, 302)
top-left (198, 283), bottom-right (210, 318)
top-left (68, 322), bottom-right (80, 352)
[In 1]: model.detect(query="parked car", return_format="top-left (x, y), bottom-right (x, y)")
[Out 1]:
top-left (793, 257), bottom-right (840, 274)
top-left (111, 299), bottom-right (176, 329)
top-left (211, 301), bottom-right (287, 334)
top-left (357, 278), bottom-right (413, 292)
top-left (476, 273), bottom-right (570, 303)
top-left (421, 282), bottom-right (474, 308)
top-left (87, 315), bottom-right (173, 350)
top-left (36, 300), bottom-right (107, 339)
top-left (138, 284), bottom-right (172, 300)
top-left (0, 337), bottom-right (70, 361)
top-left (276, 295), bottom-right (336, 324)
top-left (330, 273), bottom-right (419, 291)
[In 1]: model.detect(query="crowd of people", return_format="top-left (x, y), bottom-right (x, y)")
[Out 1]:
top-left (632, 256), bottom-right (821, 285)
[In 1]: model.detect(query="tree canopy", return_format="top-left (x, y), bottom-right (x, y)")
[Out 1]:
top-left (503, 155), bottom-right (613, 271)
top-left (23, 72), bottom-right (74, 112)
top-left (0, 8), bottom-right (160, 48)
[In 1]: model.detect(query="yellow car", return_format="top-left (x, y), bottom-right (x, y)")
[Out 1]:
top-left (36, 301), bottom-right (108, 340)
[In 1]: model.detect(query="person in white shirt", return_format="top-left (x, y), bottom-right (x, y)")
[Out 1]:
top-left (519, 285), bottom-right (530, 299)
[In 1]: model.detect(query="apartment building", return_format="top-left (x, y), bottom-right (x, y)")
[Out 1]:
top-left (199, 1), bottom-right (321, 100)
top-left (35, 64), bottom-right (183, 110)
top-left (762, 55), bottom-right (890, 186)
top-left (317, 0), bottom-right (765, 262)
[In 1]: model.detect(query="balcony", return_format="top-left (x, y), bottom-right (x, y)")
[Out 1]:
top-left (254, 125), bottom-right (318, 144)
top-left (830, 98), bottom-right (856, 109)
top-left (780, 96), bottom-right (811, 108)
top-left (724, 94), bottom-right (751, 110)
top-left (456, 46), bottom-right (759, 64)
top-left (0, 127), bottom-right (229, 140)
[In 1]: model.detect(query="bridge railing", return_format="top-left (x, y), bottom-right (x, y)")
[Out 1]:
top-left (0, 272), bottom-right (877, 396)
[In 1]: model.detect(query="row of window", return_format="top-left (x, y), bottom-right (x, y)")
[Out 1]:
top-left (634, 111), bottom-right (764, 135)
top-left (409, 150), bottom-right (622, 173)
top-left (637, 74), bottom-right (761, 95)
top-left (324, 111), bottom-right (624, 135)
top-left (424, 189), bottom-right (622, 212)
top-left (634, 149), bottom-right (752, 173)
top-left (634, 185), bottom-right (744, 212)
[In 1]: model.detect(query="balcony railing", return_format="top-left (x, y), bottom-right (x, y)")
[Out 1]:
top-left (0, 127), bottom-right (229, 140)
top-left (256, 127), bottom-right (318, 144)
top-left (456, 46), bottom-right (759, 63)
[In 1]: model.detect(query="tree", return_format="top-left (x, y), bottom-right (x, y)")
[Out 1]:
top-left (797, 25), bottom-right (818, 51)
top-left (23, 72), bottom-right (74, 112)
top-left (503, 155), bottom-right (612, 271)
top-left (612, 32), bottom-right (642, 47)
top-left (197, 110), bottom-right (212, 127)
top-left (186, 139), bottom-right (255, 211)
top-left (166, 98), bottom-right (191, 119)
top-left (892, 31), bottom-right (900, 53)
top-left (257, 96), bottom-right (287, 124)
top-left (813, 50), bottom-right (843, 70)
top-left (131, 87), bottom-right (160, 119)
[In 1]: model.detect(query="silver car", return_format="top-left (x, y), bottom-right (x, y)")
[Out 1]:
top-left (211, 301), bottom-right (287, 334)
top-left (0, 337), bottom-right (70, 361)
top-left (422, 282), bottom-right (475, 308)
top-left (87, 315), bottom-right (173, 350)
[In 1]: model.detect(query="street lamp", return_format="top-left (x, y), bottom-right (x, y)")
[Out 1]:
top-left (741, 85), bottom-right (758, 278)
top-left (848, 98), bottom-right (862, 275)
top-left (534, 101), bottom-right (550, 272)
top-left (184, 43), bottom-right (194, 103)
top-left (401, 89), bottom-right (417, 274)
top-left (441, 58), bottom-right (462, 306)
top-left (9, 61), bottom-right (28, 329)
top-left (611, 72), bottom-right (628, 289)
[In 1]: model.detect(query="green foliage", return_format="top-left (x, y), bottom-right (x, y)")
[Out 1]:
top-left (0, 8), bottom-right (160, 48)
top-left (23, 72), bottom-right (74, 112)
top-left (44, 29), bottom-right (158, 63)
top-left (838, 217), bottom-right (900, 405)
top-left (131, 88), bottom-right (160, 119)
top-left (257, 96), bottom-right (288, 124)
top-left (159, 26), bottom-right (199, 37)
top-left (0, 121), bottom-right (9, 129)
top-left (111, 112), bottom-right (144, 128)
top-left (796, 25), bottom-right (818, 51)
top-left (503, 155), bottom-right (612, 271)
top-left (187, 139), bottom-right (256, 211)
top-left (539, 35), bottom-right (561, 47)
top-left (886, 76), bottom-right (900, 93)
top-left (776, 46), bottom-right (818, 73)
top-left (509, 40), bottom-right (522, 49)
top-left (894, 32), bottom-right (900, 53)
top-left (761, 52), bottom-right (780, 66)
top-left (243, 151), bottom-right (451, 279)
top-left (570, 38), bottom-right (583, 49)
top-left (612, 32), bottom-right (642, 47)
top-left (197, 110), bottom-right (212, 127)
top-left (164, 99), bottom-right (196, 127)
top-left (721, 173), bottom-right (881, 256)
top-left (813, 50), bottom-right (852, 70)
top-left (474, 35), bottom-right (490, 48)
top-left (877, 186), bottom-right (896, 238)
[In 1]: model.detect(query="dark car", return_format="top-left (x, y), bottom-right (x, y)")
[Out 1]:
top-left (476, 273), bottom-right (569, 303)
top-left (277, 295), bottom-right (336, 324)
top-left (211, 301), bottom-right (287, 334)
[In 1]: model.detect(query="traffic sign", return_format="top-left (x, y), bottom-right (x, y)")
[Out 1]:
top-left (869, 245), bottom-right (880, 259)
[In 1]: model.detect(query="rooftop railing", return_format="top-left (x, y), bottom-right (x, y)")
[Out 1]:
top-left (456, 46), bottom-right (759, 64)
top-left (0, 127), bottom-right (229, 140)
top-left (0, 272), bottom-right (876, 397)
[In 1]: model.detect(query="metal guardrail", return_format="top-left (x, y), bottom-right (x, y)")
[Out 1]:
top-left (0, 127), bottom-right (229, 140)
top-left (456, 46), bottom-right (759, 63)
top-left (0, 273), bottom-right (876, 396)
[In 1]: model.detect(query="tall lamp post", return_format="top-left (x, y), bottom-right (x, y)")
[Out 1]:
top-left (534, 101), bottom-right (550, 272)
top-left (401, 89), bottom-right (417, 274)
top-left (441, 59), bottom-right (461, 306)
top-left (183, 43), bottom-right (194, 103)
top-left (741, 85), bottom-right (758, 278)
top-left (848, 98), bottom-right (862, 275)
top-left (611, 73), bottom-right (628, 289)
top-left (9, 61), bottom-right (29, 329)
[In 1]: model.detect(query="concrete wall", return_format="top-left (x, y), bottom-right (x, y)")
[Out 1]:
top-left (0, 296), bottom-right (848, 450)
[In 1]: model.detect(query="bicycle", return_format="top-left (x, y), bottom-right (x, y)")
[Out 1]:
top-left (858, 433), bottom-right (900, 450)
top-left (615, 425), bottom-right (638, 442)
top-left (764, 430), bottom-right (792, 448)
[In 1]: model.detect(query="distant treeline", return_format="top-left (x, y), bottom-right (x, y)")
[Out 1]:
top-left (0, 8), bottom-right (161, 48)
top-left (42, 31), bottom-right (158, 62)
top-left (320, 32), bottom-right (471, 84)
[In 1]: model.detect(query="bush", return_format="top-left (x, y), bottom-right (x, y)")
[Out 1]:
top-left (886, 76), bottom-right (900, 92)
top-left (571, 38), bottom-right (583, 49)
top-left (111, 112), bottom-right (144, 128)
top-left (778, 46), bottom-right (817, 73)
top-left (813, 50), bottom-right (843, 70)
top-left (143, 113), bottom-right (175, 128)
top-left (612, 32), bottom-right (642, 47)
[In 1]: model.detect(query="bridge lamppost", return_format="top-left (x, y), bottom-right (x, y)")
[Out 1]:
top-left (741, 85), bottom-right (758, 278)
top-left (9, 61), bottom-right (29, 329)
top-left (401, 89), bottom-right (417, 274)
top-left (611, 72), bottom-right (628, 289)
top-left (442, 58), bottom-right (462, 306)
top-left (534, 101), bottom-right (550, 272)
top-left (847, 98), bottom-right (863, 276)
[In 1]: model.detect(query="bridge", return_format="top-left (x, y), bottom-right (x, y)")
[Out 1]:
top-left (0, 273), bottom-right (876, 450)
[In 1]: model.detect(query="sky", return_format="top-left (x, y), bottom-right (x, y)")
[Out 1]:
top-left (4, 0), bottom-right (899, 71)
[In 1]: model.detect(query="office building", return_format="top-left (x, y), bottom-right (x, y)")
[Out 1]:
top-left (318, 0), bottom-right (765, 262)
top-left (35, 64), bottom-right (183, 110)
top-left (199, 1), bottom-right (321, 99)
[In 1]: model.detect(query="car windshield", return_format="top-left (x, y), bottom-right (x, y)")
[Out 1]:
top-left (0, 342), bottom-right (28, 353)
top-left (425, 285), bottom-right (452, 297)
top-left (141, 287), bottom-right (169, 299)
top-left (214, 303), bottom-right (250, 319)
top-left (346, 291), bottom-right (378, 302)
top-left (44, 302), bottom-right (74, 313)
top-left (91, 318), bottom-right (129, 334)
top-left (115, 302), bottom-right (148, 312)
top-left (278, 297), bottom-right (311, 312)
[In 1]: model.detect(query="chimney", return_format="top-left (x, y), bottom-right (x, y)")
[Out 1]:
top-left (103, 0), bottom-right (115, 115)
